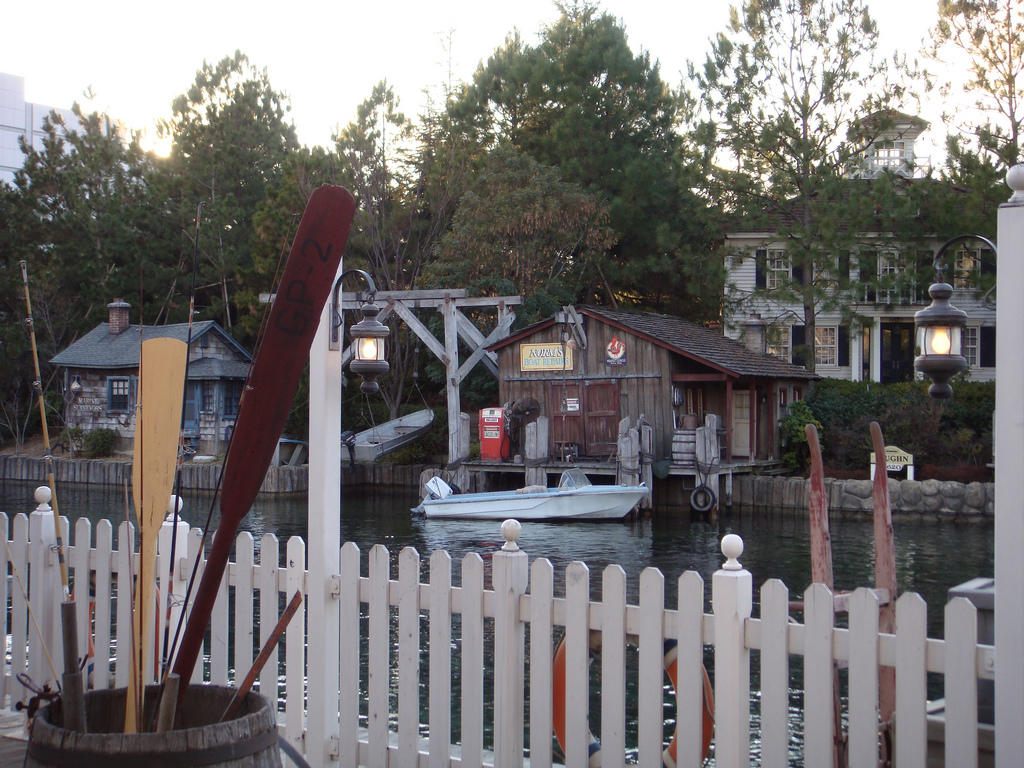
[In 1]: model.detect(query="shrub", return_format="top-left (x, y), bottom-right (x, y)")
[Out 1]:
top-left (804, 379), bottom-right (994, 472)
top-left (778, 400), bottom-right (823, 473)
top-left (82, 428), bottom-right (118, 458)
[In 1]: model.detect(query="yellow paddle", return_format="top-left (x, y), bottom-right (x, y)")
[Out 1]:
top-left (125, 337), bottom-right (187, 733)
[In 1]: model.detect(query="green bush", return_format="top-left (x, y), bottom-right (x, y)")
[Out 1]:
top-left (82, 428), bottom-right (119, 458)
top-left (778, 400), bottom-right (822, 473)
top-left (803, 379), bottom-right (994, 472)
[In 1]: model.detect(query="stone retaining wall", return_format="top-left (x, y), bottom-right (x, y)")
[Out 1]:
top-left (0, 454), bottom-right (433, 495)
top-left (729, 475), bottom-right (994, 519)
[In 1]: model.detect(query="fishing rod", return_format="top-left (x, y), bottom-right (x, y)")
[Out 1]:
top-left (20, 261), bottom-right (88, 731)
top-left (19, 261), bottom-right (71, 602)
top-left (159, 200), bottom-right (204, 681)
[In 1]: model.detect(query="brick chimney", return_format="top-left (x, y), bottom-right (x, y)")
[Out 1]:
top-left (108, 299), bottom-right (131, 335)
top-left (743, 313), bottom-right (767, 355)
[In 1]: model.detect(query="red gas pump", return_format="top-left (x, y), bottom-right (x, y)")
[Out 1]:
top-left (479, 407), bottom-right (510, 460)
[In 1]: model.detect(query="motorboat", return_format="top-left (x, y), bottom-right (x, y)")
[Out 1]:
top-left (412, 468), bottom-right (648, 520)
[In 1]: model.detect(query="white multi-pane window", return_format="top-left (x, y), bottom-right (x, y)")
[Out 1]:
top-left (872, 140), bottom-right (909, 171)
top-left (955, 247), bottom-right (979, 289)
top-left (877, 252), bottom-right (900, 303)
top-left (815, 326), bottom-right (838, 366)
top-left (766, 249), bottom-right (789, 289)
top-left (875, 251), bottom-right (921, 303)
top-left (814, 257), bottom-right (838, 289)
top-left (963, 326), bottom-right (978, 367)
top-left (767, 325), bottom-right (791, 360)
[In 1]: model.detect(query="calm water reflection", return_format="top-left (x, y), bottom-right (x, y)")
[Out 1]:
top-left (0, 479), bottom-right (993, 633)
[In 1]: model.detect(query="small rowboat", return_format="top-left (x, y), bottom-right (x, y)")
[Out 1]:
top-left (343, 407), bottom-right (434, 463)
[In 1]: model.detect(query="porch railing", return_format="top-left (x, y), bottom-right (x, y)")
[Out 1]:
top-left (4, 496), bottom-right (994, 768)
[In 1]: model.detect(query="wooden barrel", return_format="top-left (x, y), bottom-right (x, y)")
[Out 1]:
top-left (26, 685), bottom-right (281, 768)
top-left (672, 428), bottom-right (697, 464)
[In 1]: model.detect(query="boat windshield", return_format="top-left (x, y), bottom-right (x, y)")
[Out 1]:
top-left (558, 468), bottom-right (593, 491)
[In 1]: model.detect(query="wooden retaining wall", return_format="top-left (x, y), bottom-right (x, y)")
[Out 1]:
top-left (0, 455), bottom-right (432, 495)
top-left (0, 455), bottom-right (995, 517)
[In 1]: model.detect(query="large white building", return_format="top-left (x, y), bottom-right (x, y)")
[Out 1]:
top-left (1, 72), bottom-right (77, 185)
top-left (722, 113), bottom-right (996, 386)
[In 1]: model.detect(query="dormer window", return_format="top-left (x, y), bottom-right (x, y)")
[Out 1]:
top-left (871, 140), bottom-right (912, 173)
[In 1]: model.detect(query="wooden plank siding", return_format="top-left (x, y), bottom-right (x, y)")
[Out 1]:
top-left (494, 307), bottom-right (817, 464)
top-left (498, 323), bottom-right (678, 459)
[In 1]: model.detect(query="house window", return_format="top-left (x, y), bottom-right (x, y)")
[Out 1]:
top-left (201, 381), bottom-right (216, 413)
top-left (815, 327), bottom-right (838, 366)
top-left (963, 327), bottom-right (978, 367)
top-left (874, 251), bottom-right (920, 303)
top-left (953, 246), bottom-right (995, 289)
top-left (108, 377), bottom-right (130, 412)
top-left (814, 254), bottom-right (846, 289)
top-left (766, 249), bottom-right (789, 290)
top-left (877, 252), bottom-right (900, 302)
top-left (767, 325), bottom-right (791, 360)
top-left (872, 140), bottom-right (909, 172)
top-left (686, 388), bottom-right (705, 420)
top-left (793, 386), bottom-right (803, 401)
top-left (955, 248), bottom-right (978, 289)
top-left (223, 380), bottom-right (244, 417)
top-left (779, 388), bottom-right (788, 408)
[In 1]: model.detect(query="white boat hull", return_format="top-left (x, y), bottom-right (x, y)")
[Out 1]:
top-left (418, 484), bottom-right (649, 521)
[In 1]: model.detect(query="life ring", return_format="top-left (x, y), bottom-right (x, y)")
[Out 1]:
top-left (690, 484), bottom-right (716, 514)
top-left (552, 635), bottom-right (714, 767)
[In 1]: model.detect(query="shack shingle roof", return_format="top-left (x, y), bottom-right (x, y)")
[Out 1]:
top-left (580, 306), bottom-right (816, 380)
top-left (50, 321), bottom-right (251, 373)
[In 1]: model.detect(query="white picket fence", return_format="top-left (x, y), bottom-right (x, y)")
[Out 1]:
top-left (3, 500), bottom-right (995, 768)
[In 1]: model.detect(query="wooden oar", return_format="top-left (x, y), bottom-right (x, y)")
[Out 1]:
top-left (125, 337), bottom-right (187, 733)
top-left (171, 185), bottom-right (356, 705)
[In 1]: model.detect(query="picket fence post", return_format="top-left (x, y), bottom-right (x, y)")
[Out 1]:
top-left (28, 486), bottom-right (60, 693)
top-left (493, 520), bottom-right (528, 768)
top-left (713, 533), bottom-right (752, 768)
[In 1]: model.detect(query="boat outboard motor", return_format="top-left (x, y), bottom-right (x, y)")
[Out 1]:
top-left (342, 430), bottom-right (357, 472)
top-left (424, 476), bottom-right (454, 500)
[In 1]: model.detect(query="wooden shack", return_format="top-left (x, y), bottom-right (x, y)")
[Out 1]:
top-left (489, 305), bottom-right (817, 463)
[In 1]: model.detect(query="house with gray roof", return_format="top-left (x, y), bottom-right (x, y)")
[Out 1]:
top-left (50, 299), bottom-right (252, 454)
top-left (489, 305), bottom-right (817, 463)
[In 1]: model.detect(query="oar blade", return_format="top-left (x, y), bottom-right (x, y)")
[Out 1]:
top-left (126, 336), bottom-right (187, 732)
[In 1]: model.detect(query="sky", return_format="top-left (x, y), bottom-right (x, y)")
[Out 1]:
top-left (4, 0), bottom-right (944, 154)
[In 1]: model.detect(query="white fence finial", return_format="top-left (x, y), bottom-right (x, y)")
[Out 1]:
top-left (501, 519), bottom-right (522, 551)
top-left (34, 485), bottom-right (52, 508)
top-left (721, 533), bottom-right (744, 570)
top-left (1007, 163), bottom-right (1024, 204)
